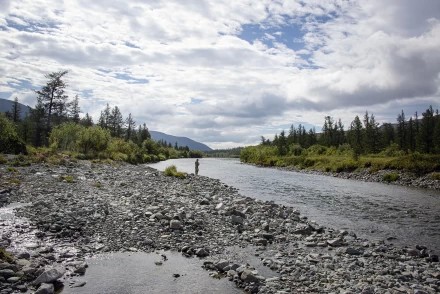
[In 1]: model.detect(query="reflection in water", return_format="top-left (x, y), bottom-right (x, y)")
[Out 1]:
top-left (149, 158), bottom-right (440, 253)
top-left (63, 252), bottom-right (242, 294)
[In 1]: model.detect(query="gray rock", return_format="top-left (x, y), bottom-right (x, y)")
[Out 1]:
top-left (215, 260), bottom-right (230, 271)
top-left (195, 248), bottom-right (209, 257)
top-left (240, 269), bottom-right (260, 283)
top-left (35, 283), bottom-right (54, 294)
top-left (71, 281), bottom-right (87, 288)
top-left (345, 247), bottom-right (362, 255)
top-left (31, 267), bottom-right (66, 285)
top-left (327, 238), bottom-right (344, 247)
top-left (231, 215), bottom-right (244, 225)
top-left (0, 269), bottom-right (15, 278)
top-left (169, 220), bottom-right (183, 230)
top-left (74, 263), bottom-right (87, 275)
top-left (292, 224), bottom-right (313, 235)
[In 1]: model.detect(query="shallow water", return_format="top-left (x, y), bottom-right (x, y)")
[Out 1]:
top-left (62, 251), bottom-right (242, 294)
top-left (149, 158), bottom-right (440, 253)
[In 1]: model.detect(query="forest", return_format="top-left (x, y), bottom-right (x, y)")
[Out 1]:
top-left (241, 106), bottom-right (440, 175)
top-left (0, 71), bottom-right (202, 164)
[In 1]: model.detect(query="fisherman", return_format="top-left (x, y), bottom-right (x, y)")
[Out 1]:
top-left (195, 159), bottom-right (200, 175)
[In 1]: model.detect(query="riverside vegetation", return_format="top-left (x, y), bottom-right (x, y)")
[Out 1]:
top-left (240, 106), bottom-right (440, 186)
top-left (0, 71), bottom-right (203, 165)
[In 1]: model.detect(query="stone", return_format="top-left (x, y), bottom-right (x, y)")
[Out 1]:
top-left (200, 199), bottom-right (210, 205)
top-left (215, 260), bottom-right (230, 271)
top-left (254, 238), bottom-right (268, 246)
top-left (169, 220), bottom-right (183, 230)
top-left (327, 239), bottom-right (344, 247)
top-left (0, 269), bottom-right (15, 278)
top-left (215, 203), bottom-right (223, 210)
top-left (292, 224), bottom-right (313, 235)
top-left (195, 248), bottom-right (209, 257)
top-left (345, 247), bottom-right (362, 255)
top-left (240, 269), bottom-right (260, 283)
top-left (35, 283), bottom-right (54, 294)
top-left (71, 281), bottom-right (86, 288)
top-left (231, 215), bottom-right (244, 225)
top-left (73, 263), bottom-right (87, 275)
top-left (31, 267), bottom-right (66, 285)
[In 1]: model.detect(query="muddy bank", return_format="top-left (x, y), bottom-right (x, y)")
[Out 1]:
top-left (0, 160), bottom-right (439, 293)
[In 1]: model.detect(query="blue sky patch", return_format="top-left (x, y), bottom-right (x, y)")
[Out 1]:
top-left (114, 73), bottom-right (149, 84)
top-left (238, 19), bottom-right (305, 51)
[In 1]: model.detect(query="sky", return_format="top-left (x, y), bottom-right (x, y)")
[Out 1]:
top-left (0, 0), bottom-right (440, 149)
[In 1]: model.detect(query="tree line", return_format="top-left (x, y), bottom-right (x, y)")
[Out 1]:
top-left (1, 71), bottom-right (202, 161)
top-left (265, 107), bottom-right (440, 157)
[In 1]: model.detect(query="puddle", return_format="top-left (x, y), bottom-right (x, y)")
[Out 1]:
top-left (62, 251), bottom-right (243, 294)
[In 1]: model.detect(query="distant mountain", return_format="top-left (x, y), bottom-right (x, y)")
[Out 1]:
top-left (0, 98), bottom-right (32, 119)
top-left (150, 130), bottom-right (212, 151)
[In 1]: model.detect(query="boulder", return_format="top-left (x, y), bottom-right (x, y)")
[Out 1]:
top-left (240, 269), bottom-right (260, 283)
top-left (35, 283), bottom-right (54, 294)
top-left (31, 267), bottom-right (66, 285)
top-left (231, 215), bottom-right (244, 225)
top-left (169, 220), bottom-right (183, 230)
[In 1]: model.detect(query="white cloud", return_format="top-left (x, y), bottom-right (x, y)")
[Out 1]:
top-left (0, 0), bottom-right (439, 148)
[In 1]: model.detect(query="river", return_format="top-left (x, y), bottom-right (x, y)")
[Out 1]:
top-left (149, 158), bottom-right (440, 253)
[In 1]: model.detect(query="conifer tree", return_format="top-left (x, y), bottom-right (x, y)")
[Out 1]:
top-left (35, 70), bottom-right (69, 142)
top-left (125, 113), bottom-right (136, 141)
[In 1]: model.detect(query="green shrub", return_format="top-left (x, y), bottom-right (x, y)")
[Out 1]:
top-left (306, 145), bottom-right (327, 155)
top-left (164, 165), bottom-right (186, 178)
top-left (78, 126), bottom-right (111, 155)
top-left (0, 154), bottom-right (6, 164)
top-left (49, 123), bottom-right (84, 151)
top-left (0, 114), bottom-right (27, 154)
top-left (289, 144), bottom-right (303, 156)
top-left (383, 172), bottom-right (400, 182)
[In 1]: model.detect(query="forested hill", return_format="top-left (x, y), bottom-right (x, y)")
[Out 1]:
top-left (150, 131), bottom-right (212, 151)
top-left (0, 98), bottom-right (31, 119)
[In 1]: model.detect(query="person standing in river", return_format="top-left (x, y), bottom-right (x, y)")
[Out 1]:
top-left (195, 159), bottom-right (200, 175)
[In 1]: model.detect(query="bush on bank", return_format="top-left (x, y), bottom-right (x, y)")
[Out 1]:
top-left (0, 113), bottom-right (27, 155)
top-left (12, 122), bottom-right (201, 165)
top-left (240, 144), bottom-right (440, 175)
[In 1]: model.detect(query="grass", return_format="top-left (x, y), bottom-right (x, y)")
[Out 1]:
top-left (430, 172), bottom-right (440, 181)
top-left (0, 154), bottom-right (7, 164)
top-left (60, 175), bottom-right (75, 183)
top-left (164, 165), bottom-right (187, 179)
top-left (0, 247), bottom-right (14, 262)
top-left (7, 167), bottom-right (18, 173)
top-left (383, 172), bottom-right (400, 183)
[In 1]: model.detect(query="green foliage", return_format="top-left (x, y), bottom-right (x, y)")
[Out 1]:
top-left (383, 172), bottom-right (400, 183)
top-left (60, 175), bottom-right (75, 183)
top-left (7, 167), bottom-right (18, 173)
top-left (430, 172), bottom-right (440, 181)
top-left (0, 155), bottom-right (7, 164)
top-left (164, 165), bottom-right (187, 179)
top-left (380, 143), bottom-right (405, 157)
top-left (77, 126), bottom-right (111, 156)
top-left (49, 122), bottom-right (84, 151)
top-left (0, 247), bottom-right (14, 263)
top-left (0, 114), bottom-right (27, 154)
top-left (289, 144), bottom-right (303, 156)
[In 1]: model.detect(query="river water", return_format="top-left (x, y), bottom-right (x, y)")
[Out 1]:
top-left (149, 158), bottom-right (440, 253)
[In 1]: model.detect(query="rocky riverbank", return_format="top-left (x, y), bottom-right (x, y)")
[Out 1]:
top-left (0, 160), bottom-right (439, 293)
